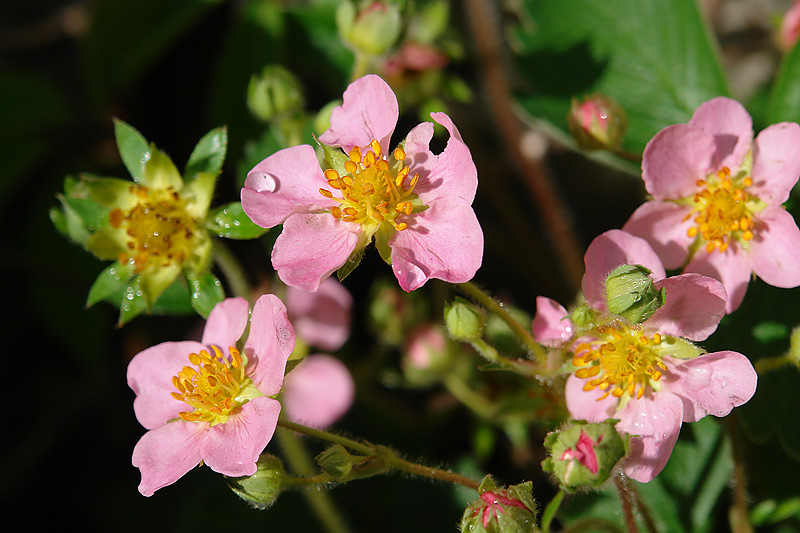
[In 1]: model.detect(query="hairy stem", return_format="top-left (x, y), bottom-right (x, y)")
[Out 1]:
top-left (457, 281), bottom-right (548, 366)
top-left (277, 419), bottom-right (481, 491)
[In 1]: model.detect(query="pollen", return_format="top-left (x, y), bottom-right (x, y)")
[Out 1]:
top-left (573, 323), bottom-right (668, 402)
top-left (171, 346), bottom-right (249, 426)
top-left (318, 138), bottom-right (422, 233)
top-left (109, 184), bottom-right (200, 273)
top-left (685, 167), bottom-right (755, 254)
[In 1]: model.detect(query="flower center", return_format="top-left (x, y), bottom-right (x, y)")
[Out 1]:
top-left (109, 185), bottom-right (200, 273)
top-left (319, 139), bottom-right (420, 234)
top-left (684, 167), bottom-right (754, 254)
top-left (170, 345), bottom-right (250, 426)
top-left (572, 324), bottom-right (667, 401)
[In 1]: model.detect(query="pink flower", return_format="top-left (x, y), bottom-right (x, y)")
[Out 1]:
top-left (127, 295), bottom-right (295, 496)
top-left (282, 354), bottom-right (355, 428)
top-left (532, 230), bottom-right (757, 482)
top-left (559, 429), bottom-right (600, 475)
top-left (241, 74), bottom-right (483, 292)
top-left (779, 0), bottom-right (800, 51)
top-left (285, 277), bottom-right (352, 352)
top-left (623, 96), bottom-right (800, 312)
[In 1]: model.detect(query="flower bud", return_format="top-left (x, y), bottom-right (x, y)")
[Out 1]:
top-left (368, 279), bottom-right (428, 346)
top-left (445, 298), bottom-right (485, 342)
top-left (316, 444), bottom-right (355, 479)
top-left (336, 0), bottom-right (403, 57)
top-left (247, 65), bottom-right (304, 122)
top-left (402, 323), bottom-right (452, 386)
top-left (567, 93), bottom-right (627, 151)
top-left (570, 304), bottom-right (594, 328)
top-left (542, 421), bottom-right (626, 492)
top-left (459, 477), bottom-right (538, 532)
top-left (229, 454), bottom-right (285, 510)
top-left (605, 264), bottom-right (666, 324)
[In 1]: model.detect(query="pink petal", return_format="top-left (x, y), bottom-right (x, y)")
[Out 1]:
top-left (201, 297), bottom-right (250, 349)
top-left (271, 213), bottom-right (361, 292)
top-left (404, 112), bottom-right (478, 204)
top-left (615, 392), bottom-right (683, 483)
top-left (581, 230), bottom-right (666, 310)
top-left (127, 340), bottom-right (206, 430)
top-left (282, 354), bottom-right (355, 428)
top-left (200, 396), bottom-right (282, 477)
top-left (751, 206), bottom-right (800, 288)
top-left (564, 375), bottom-right (618, 423)
top-left (132, 421), bottom-right (205, 496)
top-left (389, 196), bottom-right (483, 292)
top-left (684, 244), bottom-right (752, 313)
top-left (318, 74), bottom-right (398, 154)
top-left (622, 201), bottom-right (693, 269)
top-left (286, 278), bottom-right (353, 352)
top-left (531, 296), bottom-right (573, 347)
top-left (688, 97), bottom-right (753, 171)
top-left (241, 145), bottom-right (334, 228)
top-left (663, 351), bottom-right (757, 423)
top-left (749, 122), bottom-right (800, 205)
top-left (648, 273), bottom-right (726, 341)
top-left (245, 294), bottom-right (295, 396)
top-left (642, 124), bottom-right (716, 201)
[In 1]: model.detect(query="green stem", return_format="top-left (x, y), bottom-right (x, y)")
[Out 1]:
top-left (442, 373), bottom-right (496, 419)
top-left (540, 490), bottom-right (565, 532)
top-left (277, 419), bottom-right (481, 491)
top-left (457, 281), bottom-right (548, 366)
top-left (755, 353), bottom-right (794, 374)
top-left (211, 237), bottom-right (252, 300)
top-left (276, 428), bottom-right (353, 533)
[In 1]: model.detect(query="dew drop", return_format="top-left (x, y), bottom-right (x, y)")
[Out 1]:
top-left (250, 171), bottom-right (277, 193)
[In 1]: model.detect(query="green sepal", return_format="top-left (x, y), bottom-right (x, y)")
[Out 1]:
top-left (118, 275), bottom-right (149, 325)
top-left (61, 195), bottom-right (109, 232)
top-left (82, 176), bottom-right (139, 210)
top-left (140, 263), bottom-right (181, 310)
top-left (206, 202), bottom-right (269, 240)
top-left (184, 171), bottom-right (217, 219)
top-left (184, 125), bottom-right (228, 181)
top-left (337, 245), bottom-right (365, 282)
top-left (51, 194), bottom-right (94, 245)
top-left (149, 279), bottom-right (195, 316)
top-left (186, 270), bottom-right (224, 319)
top-left (374, 223), bottom-right (394, 264)
top-left (86, 260), bottom-right (137, 308)
top-left (85, 229), bottom-right (125, 260)
top-left (114, 118), bottom-right (151, 180)
top-left (319, 142), bottom-right (349, 176)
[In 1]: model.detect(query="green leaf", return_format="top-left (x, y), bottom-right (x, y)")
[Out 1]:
top-left (512, 0), bottom-right (729, 157)
top-left (61, 196), bottom-right (108, 231)
top-left (206, 202), bottom-right (269, 240)
top-left (118, 276), bottom-right (149, 325)
top-left (184, 126), bottom-right (228, 180)
top-left (113, 118), bottom-right (151, 180)
top-left (86, 261), bottom-right (136, 308)
top-left (767, 39), bottom-right (800, 124)
top-left (186, 271), bottom-right (224, 318)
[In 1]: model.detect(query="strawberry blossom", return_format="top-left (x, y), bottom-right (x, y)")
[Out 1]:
top-left (532, 230), bottom-right (757, 482)
top-left (623, 97), bottom-right (800, 312)
top-left (241, 74), bottom-right (483, 292)
top-left (127, 295), bottom-right (295, 496)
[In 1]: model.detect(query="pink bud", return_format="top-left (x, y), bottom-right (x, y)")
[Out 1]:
top-left (282, 354), bottom-right (355, 428)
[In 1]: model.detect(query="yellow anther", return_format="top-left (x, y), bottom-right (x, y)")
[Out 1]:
top-left (394, 147), bottom-right (406, 161)
top-left (370, 139), bottom-right (382, 156)
top-left (364, 151), bottom-right (376, 166)
top-left (349, 146), bottom-right (362, 164)
top-left (345, 160), bottom-right (357, 174)
top-left (319, 188), bottom-right (334, 198)
top-left (324, 169), bottom-right (340, 181)
top-left (395, 222), bottom-right (408, 231)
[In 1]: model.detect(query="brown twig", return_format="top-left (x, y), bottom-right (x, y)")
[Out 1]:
top-left (463, 0), bottom-right (586, 295)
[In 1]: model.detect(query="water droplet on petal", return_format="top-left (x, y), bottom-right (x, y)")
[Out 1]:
top-left (250, 171), bottom-right (277, 193)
